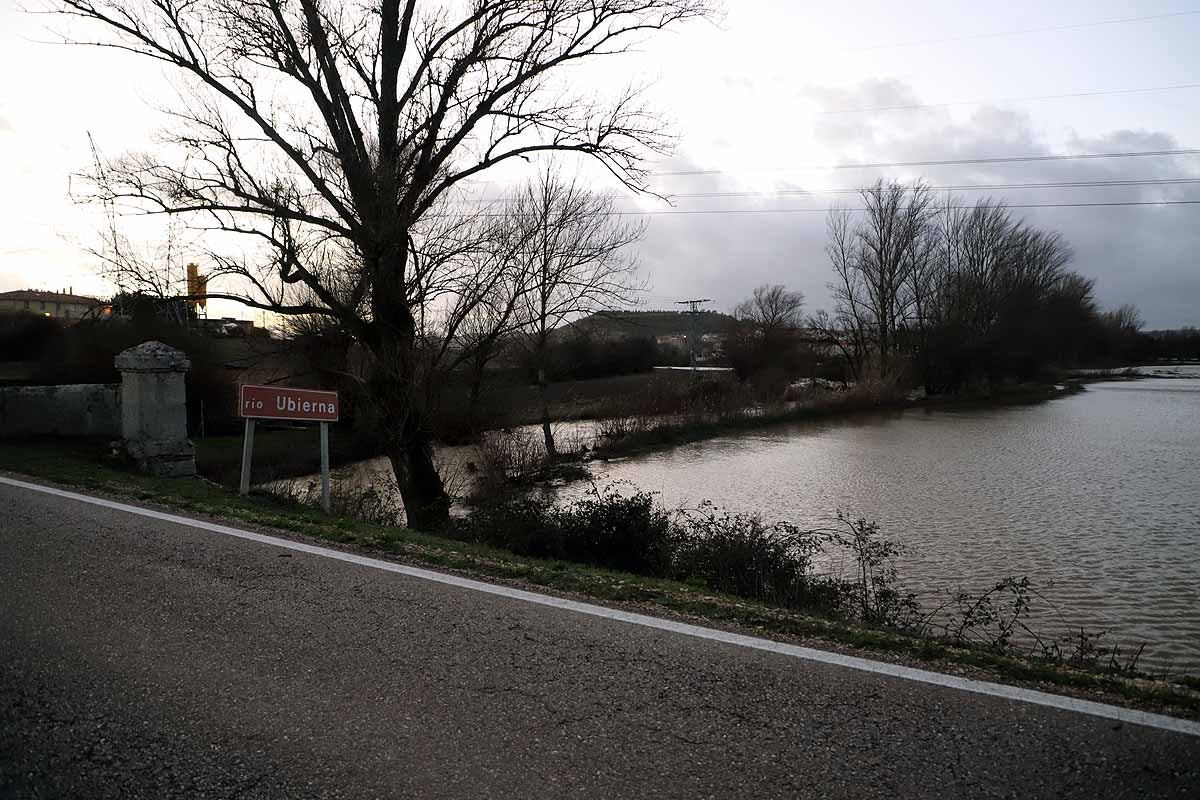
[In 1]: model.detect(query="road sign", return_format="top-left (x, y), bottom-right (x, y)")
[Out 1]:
top-left (238, 384), bottom-right (339, 512)
top-left (240, 384), bottom-right (339, 422)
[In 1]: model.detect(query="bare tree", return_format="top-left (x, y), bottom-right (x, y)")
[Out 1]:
top-left (90, 216), bottom-right (195, 325)
top-left (1104, 304), bottom-right (1145, 335)
top-left (53, 0), bottom-right (712, 528)
top-left (819, 187), bottom-right (1099, 391)
top-left (937, 201), bottom-right (1071, 324)
top-left (727, 284), bottom-right (803, 380)
top-left (457, 270), bottom-right (527, 433)
top-left (925, 197), bottom-right (1079, 387)
top-left (805, 307), bottom-right (859, 384)
top-left (810, 215), bottom-right (867, 381)
top-left (824, 180), bottom-right (936, 381)
top-left (510, 165), bottom-right (642, 456)
top-left (734, 284), bottom-right (804, 339)
top-left (86, 141), bottom-right (195, 326)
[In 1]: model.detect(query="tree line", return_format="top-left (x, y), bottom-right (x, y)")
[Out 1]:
top-left (729, 181), bottom-right (1177, 393)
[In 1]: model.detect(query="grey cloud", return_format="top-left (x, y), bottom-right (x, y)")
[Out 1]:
top-left (802, 78), bottom-right (922, 114)
top-left (634, 152), bottom-right (833, 315)
top-left (636, 82), bottom-right (1200, 327)
top-left (1065, 128), bottom-right (1178, 153)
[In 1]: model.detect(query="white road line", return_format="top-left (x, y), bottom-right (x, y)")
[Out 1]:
top-left (3, 472), bottom-right (1198, 738)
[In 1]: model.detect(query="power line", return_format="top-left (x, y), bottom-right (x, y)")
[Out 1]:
top-left (816, 82), bottom-right (1200, 116)
top-left (445, 199), bottom-right (1200, 220)
top-left (651, 148), bottom-right (1200, 177)
top-left (656, 178), bottom-right (1200, 201)
top-left (612, 199), bottom-right (1200, 216)
top-left (818, 9), bottom-right (1200, 56)
top-left (461, 154), bottom-right (1200, 190)
top-left (458, 178), bottom-right (1200, 204)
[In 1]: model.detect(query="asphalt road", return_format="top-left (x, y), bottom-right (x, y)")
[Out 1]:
top-left (1, 478), bottom-right (1198, 799)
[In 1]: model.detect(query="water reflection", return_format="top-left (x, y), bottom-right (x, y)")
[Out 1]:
top-left (312, 367), bottom-right (1200, 671)
top-left (573, 369), bottom-right (1200, 670)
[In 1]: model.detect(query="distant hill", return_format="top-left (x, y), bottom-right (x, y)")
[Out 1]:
top-left (564, 309), bottom-right (734, 340)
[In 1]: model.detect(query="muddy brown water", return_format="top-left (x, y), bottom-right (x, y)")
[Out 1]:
top-left (314, 366), bottom-right (1200, 672)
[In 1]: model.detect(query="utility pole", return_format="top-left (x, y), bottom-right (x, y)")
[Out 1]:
top-left (676, 298), bottom-right (711, 377)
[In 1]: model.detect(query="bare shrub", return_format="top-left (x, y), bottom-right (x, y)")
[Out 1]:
top-left (476, 429), bottom-right (549, 483)
top-left (446, 485), bottom-right (1156, 676)
top-left (672, 503), bottom-right (845, 611)
top-left (819, 513), bottom-right (919, 625)
top-left (262, 477), bottom-right (403, 527)
top-left (595, 414), bottom-right (656, 443)
top-left (466, 428), bottom-right (591, 504)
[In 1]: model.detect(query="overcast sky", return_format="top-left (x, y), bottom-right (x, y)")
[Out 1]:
top-left (2, 1), bottom-right (1199, 326)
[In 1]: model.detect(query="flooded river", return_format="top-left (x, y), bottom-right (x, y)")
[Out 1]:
top-left (324, 366), bottom-right (1200, 671)
top-left (574, 367), bottom-right (1200, 671)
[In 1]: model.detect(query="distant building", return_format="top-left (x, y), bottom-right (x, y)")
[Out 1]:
top-left (199, 316), bottom-right (259, 337)
top-left (0, 289), bottom-right (109, 324)
top-left (657, 331), bottom-right (725, 361)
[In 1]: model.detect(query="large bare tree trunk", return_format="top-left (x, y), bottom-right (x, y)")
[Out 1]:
top-left (538, 367), bottom-right (556, 458)
top-left (387, 418), bottom-right (449, 531)
top-left (537, 333), bottom-right (557, 457)
top-left (466, 369), bottom-right (485, 434)
top-left (376, 365), bottom-right (449, 530)
top-left (371, 249), bottom-right (449, 531)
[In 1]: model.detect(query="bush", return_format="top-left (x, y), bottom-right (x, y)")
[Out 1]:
top-left (451, 484), bottom-right (674, 575)
top-left (560, 486), bottom-right (675, 575)
top-left (595, 413), bottom-right (655, 443)
top-left (263, 476), bottom-right (403, 526)
top-left (462, 428), bottom-right (589, 505)
top-left (672, 504), bottom-right (843, 611)
top-left (476, 428), bottom-right (548, 482)
top-left (450, 486), bottom-right (1144, 671)
top-left (453, 495), bottom-right (567, 560)
top-left (451, 486), bottom-right (905, 618)
top-left (823, 513), bottom-right (917, 624)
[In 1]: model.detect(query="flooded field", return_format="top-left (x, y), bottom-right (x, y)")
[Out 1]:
top-left (317, 367), bottom-right (1200, 671)
top-left (571, 367), bottom-right (1200, 670)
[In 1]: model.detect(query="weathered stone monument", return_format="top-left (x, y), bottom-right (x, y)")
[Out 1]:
top-left (114, 341), bottom-right (196, 477)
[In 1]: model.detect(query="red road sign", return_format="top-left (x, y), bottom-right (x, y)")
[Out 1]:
top-left (240, 384), bottom-right (339, 422)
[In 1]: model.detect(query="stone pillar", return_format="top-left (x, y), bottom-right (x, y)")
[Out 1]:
top-left (114, 341), bottom-right (196, 477)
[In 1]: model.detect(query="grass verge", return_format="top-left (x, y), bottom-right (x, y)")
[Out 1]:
top-left (1, 438), bottom-right (1197, 719)
top-left (194, 425), bottom-right (375, 487)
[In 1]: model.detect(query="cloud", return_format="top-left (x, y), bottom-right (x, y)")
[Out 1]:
top-left (0, 269), bottom-right (32, 292)
top-left (634, 81), bottom-right (1200, 327)
top-left (0, 114), bottom-right (12, 134)
top-left (803, 78), bottom-right (923, 115)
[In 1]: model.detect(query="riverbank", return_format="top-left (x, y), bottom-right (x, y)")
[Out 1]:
top-left (588, 379), bottom-right (1089, 460)
top-left (2, 438), bottom-right (1197, 719)
top-left (191, 373), bottom-right (1111, 485)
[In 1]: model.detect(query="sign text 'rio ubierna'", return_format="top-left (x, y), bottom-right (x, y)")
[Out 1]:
top-left (239, 384), bottom-right (339, 422)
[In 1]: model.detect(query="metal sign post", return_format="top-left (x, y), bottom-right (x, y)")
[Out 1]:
top-left (238, 385), bottom-right (340, 512)
top-left (319, 421), bottom-right (331, 513)
top-left (239, 418), bottom-right (255, 496)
